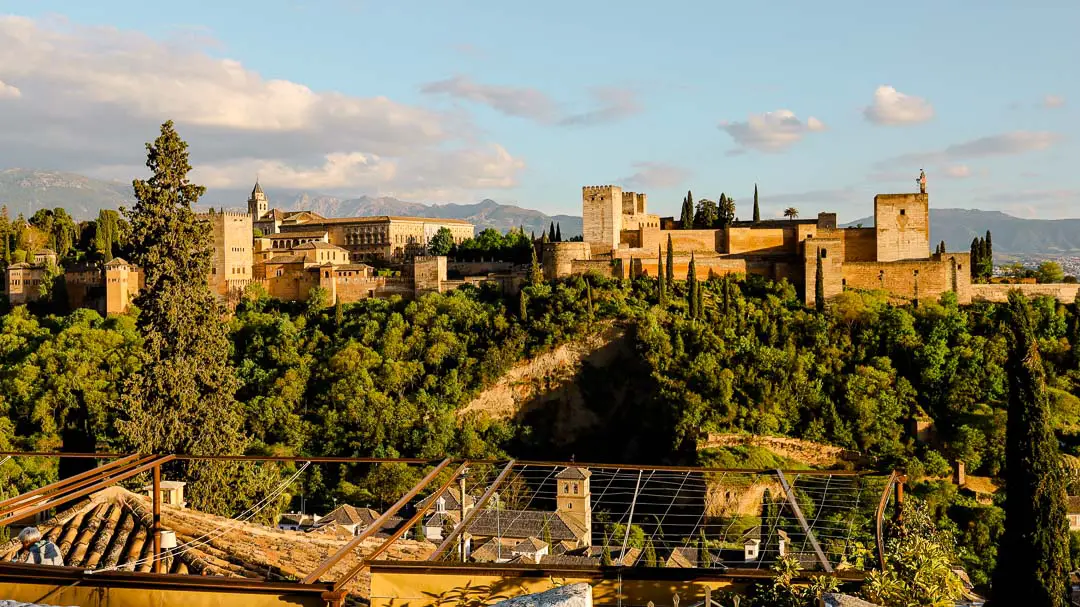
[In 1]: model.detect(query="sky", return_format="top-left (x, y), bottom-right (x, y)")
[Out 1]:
top-left (0, 1), bottom-right (1077, 221)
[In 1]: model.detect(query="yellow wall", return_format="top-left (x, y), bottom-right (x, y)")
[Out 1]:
top-left (0, 581), bottom-right (326, 607)
top-left (369, 570), bottom-right (741, 607)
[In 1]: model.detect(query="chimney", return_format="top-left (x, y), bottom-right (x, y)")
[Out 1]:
top-left (953, 461), bottom-right (966, 486)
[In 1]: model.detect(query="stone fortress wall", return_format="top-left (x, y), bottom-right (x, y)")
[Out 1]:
top-left (567, 178), bottom-right (1075, 306)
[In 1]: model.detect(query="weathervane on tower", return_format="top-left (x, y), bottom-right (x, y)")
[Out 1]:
top-left (917, 169), bottom-right (927, 194)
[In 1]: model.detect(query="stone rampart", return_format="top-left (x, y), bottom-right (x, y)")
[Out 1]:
top-left (971, 283), bottom-right (1080, 304)
top-left (641, 229), bottom-right (723, 254)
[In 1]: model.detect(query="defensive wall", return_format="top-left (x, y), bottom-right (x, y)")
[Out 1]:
top-left (971, 283), bottom-right (1080, 304)
top-left (543, 241), bottom-right (591, 281)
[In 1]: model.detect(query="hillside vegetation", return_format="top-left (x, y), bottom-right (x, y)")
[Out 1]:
top-left (4, 270), bottom-right (1080, 590)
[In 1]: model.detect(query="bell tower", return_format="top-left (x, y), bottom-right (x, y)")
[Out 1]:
top-left (555, 466), bottom-right (592, 546)
top-left (248, 180), bottom-right (268, 220)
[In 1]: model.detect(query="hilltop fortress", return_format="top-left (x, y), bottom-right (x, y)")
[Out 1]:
top-left (547, 182), bottom-right (971, 305)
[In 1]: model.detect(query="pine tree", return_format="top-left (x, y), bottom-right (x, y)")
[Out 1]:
top-left (815, 249), bottom-right (826, 312)
top-left (548, 221), bottom-right (556, 242)
top-left (991, 292), bottom-right (1070, 607)
top-left (657, 245), bottom-right (666, 304)
top-left (530, 243), bottom-right (542, 286)
top-left (555, 223), bottom-right (562, 242)
top-left (753, 184), bottom-right (761, 223)
top-left (687, 253), bottom-right (698, 319)
top-left (118, 121), bottom-right (249, 514)
top-left (666, 235), bottom-right (674, 284)
top-left (681, 191), bottom-right (695, 229)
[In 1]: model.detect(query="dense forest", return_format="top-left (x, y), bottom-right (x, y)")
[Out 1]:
top-left (3, 122), bottom-right (1080, 603)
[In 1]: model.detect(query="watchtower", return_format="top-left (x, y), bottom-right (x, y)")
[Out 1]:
top-left (874, 193), bottom-right (929, 262)
top-left (582, 185), bottom-right (623, 251)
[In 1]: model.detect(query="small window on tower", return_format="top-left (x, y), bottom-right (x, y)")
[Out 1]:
top-left (900, 209), bottom-right (906, 216)
top-left (567, 502), bottom-right (572, 510)
top-left (820, 249), bottom-right (827, 259)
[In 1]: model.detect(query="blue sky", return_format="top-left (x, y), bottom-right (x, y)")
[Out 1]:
top-left (0, 0), bottom-right (1077, 220)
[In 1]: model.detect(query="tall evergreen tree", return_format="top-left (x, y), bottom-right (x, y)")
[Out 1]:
top-left (815, 250), bottom-right (826, 312)
top-left (985, 230), bottom-right (993, 265)
top-left (1071, 290), bottom-right (1080, 368)
top-left (555, 223), bottom-right (562, 242)
top-left (657, 245), bottom-right (666, 304)
top-left (681, 192), bottom-right (695, 229)
top-left (976, 236), bottom-right (984, 278)
top-left (753, 184), bottom-right (761, 223)
top-left (687, 253), bottom-right (698, 319)
top-left (548, 221), bottom-right (557, 242)
top-left (118, 121), bottom-right (249, 514)
top-left (519, 290), bottom-right (529, 320)
top-left (717, 193), bottom-right (736, 228)
top-left (529, 243), bottom-right (542, 286)
top-left (666, 235), bottom-right (675, 284)
top-left (991, 292), bottom-right (1070, 607)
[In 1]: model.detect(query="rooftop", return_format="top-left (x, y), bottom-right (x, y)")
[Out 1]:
top-left (0, 486), bottom-right (431, 596)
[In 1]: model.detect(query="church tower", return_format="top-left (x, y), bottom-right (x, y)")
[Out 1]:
top-left (555, 466), bottom-right (592, 546)
top-left (248, 181), bottom-right (268, 220)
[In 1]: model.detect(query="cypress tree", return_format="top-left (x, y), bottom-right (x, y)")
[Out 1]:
top-left (697, 284), bottom-right (704, 320)
top-left (991, 292), bottom-right (1070, 607)
top-left (519, 290), bottom-right (529, 321)
top-left (666, 235), bottom-right (675, 284)
top-left (687, 252), bottom-right (698, 318)
top-left (657, 245), bottom-right (666, 304)
top-left (644, 538), bottom-right (657, 567)
top-left (548, 221), bottom-right (556, 242)
top-left (1071, 290), bottom-right (1080, 368)
top-left (976, 238), bottom-right (984, 280)
top-left (753, 184), bottom-right (761, 223)
top-left (815, 249), bottom-right (826, 312)
top-left (555, 223), bottom-right (562, 242)
top-left (986, 230), bottom-right (994, 265)
top-left (118, 121), bottom-right (249, 515)
top-left (681, 191), bottom-right (695, 229)
top-left (529, 243), bottom-right (542, 286)
top-left (721, 274), bottom-right (730, 314)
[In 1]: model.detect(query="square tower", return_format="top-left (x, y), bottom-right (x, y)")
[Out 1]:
top-left (247, 181), bottom-right (269, 220)
top-left (582, 185), bottom-right (623, 251)
top-left (555, 466), bottom-right (592, 546)
top-left (874, 193), bottom-right (929, 262)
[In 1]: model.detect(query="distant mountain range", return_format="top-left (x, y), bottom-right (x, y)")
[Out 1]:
top-left (844, 209), bottom-right (1080, 255)
top-left (4, 170), bottom-right (1079, 256)
top-left (0, 169), bottom-right (582, 238)
top-left (0, 169), bottom-right (134, 218)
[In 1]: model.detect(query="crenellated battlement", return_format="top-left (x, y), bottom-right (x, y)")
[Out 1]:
top-left (198, 210), bottom-right (252, 219)
top-left (582, 185), bottom-right (619, 192)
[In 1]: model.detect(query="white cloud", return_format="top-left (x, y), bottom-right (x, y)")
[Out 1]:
top-left (943, 165), bottom-right (971, 179)
top-left (0, 79), bottom-right (20, 99)
top-left (718, 110), bottom-right (825, 154)
top-left (1044, 94), bottom-right (1067, 109)
top-left (863, 85), bottom-right (934, 126)
top-left (620, 162), bottom-right (692, 189)
top-left (0, 15), bottom-right (523, 199)
top-left (421, 75), bottom-right (641, 126)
